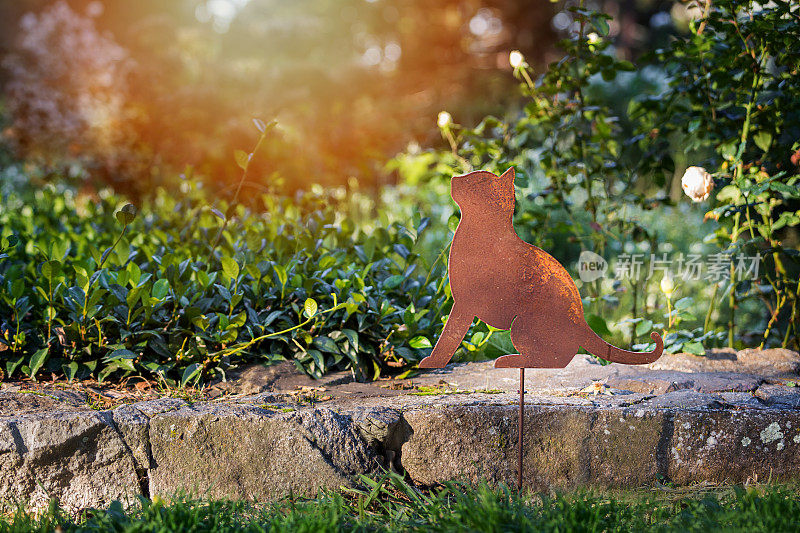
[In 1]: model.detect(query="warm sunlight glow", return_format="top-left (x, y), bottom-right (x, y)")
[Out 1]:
top-left (195, 0), bottom-right (251, 32)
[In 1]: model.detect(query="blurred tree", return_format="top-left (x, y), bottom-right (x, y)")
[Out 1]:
top-left (0, 0), bottom-right (679, 198)
top-left (1, 0), bottom-right (560, 197)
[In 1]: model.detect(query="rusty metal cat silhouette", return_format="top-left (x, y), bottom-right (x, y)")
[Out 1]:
top-left (419, 168), bottom-right (663, 369)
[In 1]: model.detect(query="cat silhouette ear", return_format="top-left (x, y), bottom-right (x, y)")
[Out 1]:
top-left (500, 167), bottom-right (515, 181)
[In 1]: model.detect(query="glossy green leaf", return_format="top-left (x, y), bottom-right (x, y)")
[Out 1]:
top-left (115, 204), bottom-right (137, 225)
top-left (304, 298), bottom-right (318, 318)
top-left (152, 278), bottom-right (170, 300)
top-left (586, 314), bottom-right (612, 337)
top-left (221, 257), bottom-right (240, 280)
top-left (28, 347), bottom-right (49, 379)
top-left (635, 319), bottom-right (654, 337)
top-left (181, 363), bottom-right (202, 387)
top-left (409, 336), bottom-right (432, 349)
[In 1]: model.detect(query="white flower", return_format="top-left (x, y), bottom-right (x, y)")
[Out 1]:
top-left (660, 274), bottom-right (675, 296)
top-left (587, 32), bottom-right (600, 44)
top-left (681, 166), bottom-right (714, 202)
top-left (509, 50), bottom-right (524, 69)
top-left (437, 111), bottom-right (452, 128)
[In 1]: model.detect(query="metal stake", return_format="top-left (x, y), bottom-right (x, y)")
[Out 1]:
top-left (518, 368), bottom-right (524, 491)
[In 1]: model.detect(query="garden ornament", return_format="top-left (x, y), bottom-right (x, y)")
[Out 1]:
top-left (419, 167), bottom-right (664, 489)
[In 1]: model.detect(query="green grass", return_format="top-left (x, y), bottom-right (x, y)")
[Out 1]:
top-left (3, 473), bottom-right (800, 532)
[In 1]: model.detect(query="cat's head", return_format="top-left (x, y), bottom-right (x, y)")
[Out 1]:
top-left (451, 168), bottom-right (515, 218)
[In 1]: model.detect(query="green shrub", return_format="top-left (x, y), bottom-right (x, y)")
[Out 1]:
top-left (0, 176), bottom-right (457, 385)
top-left (390, 0), bottom-right (800, 352)
top-left (633, 0), bottom-right (800, 348)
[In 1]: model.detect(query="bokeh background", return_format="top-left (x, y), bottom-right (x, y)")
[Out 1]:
top-left (0, 0), bottom-right (680, 199)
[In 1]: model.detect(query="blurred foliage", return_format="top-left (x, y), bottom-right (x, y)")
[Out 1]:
top-left (0, 0), bottom-right (686, 199)
top-left (633, 0), bottom-right (800, 348)
top-left (0, 0), bottom-right (562, 199)
top-left (391, 0), bottom-right (799, 353)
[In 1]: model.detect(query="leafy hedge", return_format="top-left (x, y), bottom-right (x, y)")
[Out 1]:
top-left (0, 179), bottom-right (464, 385)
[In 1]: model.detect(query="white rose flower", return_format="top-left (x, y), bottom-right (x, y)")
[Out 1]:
top-left (437, 111), bottom-right (452, 128)
top-left (509, 50), bottom-right (524, 69)
top-left (681, 166), bottom-right (714, 202)
top-left (660, 274), bottom-right (675, 296)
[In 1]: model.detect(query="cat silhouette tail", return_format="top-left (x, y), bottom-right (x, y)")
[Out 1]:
top-left (579, 323), bottom-right (663, 365)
